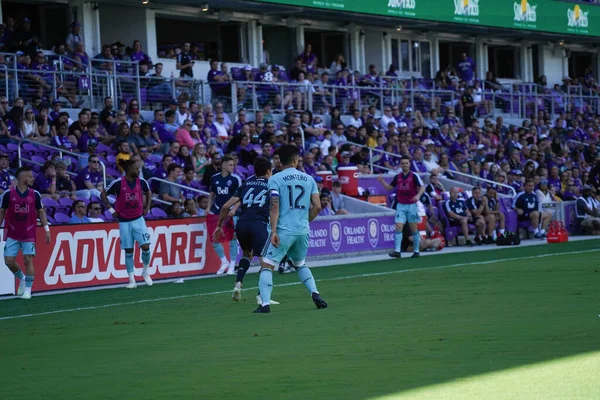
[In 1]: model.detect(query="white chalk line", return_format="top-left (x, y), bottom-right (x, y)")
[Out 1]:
top-left (0, 248), bottom-right (598, 322)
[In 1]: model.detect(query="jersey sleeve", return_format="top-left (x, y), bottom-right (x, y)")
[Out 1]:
top-left (233, 182), bottom-right (245, 199)
top-left (140, 178), bottom-right (150, 193)
top-left (268, 176), bottom-right (280, 197)
top-left (35, 191), bottom-right (43, 210)
top-left (309, 177), bottom-right (319, 196)
top-left (0, 192), bottom-right (8, 209)
top-left (105, 178), bottom-right (121, 197)
top-left (414, 173), bottom-right (424, 187)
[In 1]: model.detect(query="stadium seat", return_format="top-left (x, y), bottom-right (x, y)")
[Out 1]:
top-left (59, 198), bottom-right (74, 207)
top-left (151, 207), bottom-right (168, 218)
top-left (42, 198), bottom-right (60, 209)
top-left (54, 213), bottom-right (71, 224)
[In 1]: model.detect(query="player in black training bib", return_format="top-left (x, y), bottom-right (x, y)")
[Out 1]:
top-left (213, 157), bottom-right (278, 304)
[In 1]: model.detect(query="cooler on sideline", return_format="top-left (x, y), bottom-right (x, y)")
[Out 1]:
top-left (317, 170), bottom-right (333, 191)
top-left (337, 166), bottom-right (359, 196)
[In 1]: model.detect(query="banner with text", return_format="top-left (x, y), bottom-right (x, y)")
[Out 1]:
top-left (257, 0), bottom-right (600, 37)
top-left (2, 215), bottom-right (395, 294)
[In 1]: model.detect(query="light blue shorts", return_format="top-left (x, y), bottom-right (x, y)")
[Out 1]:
top-left (395, 203), bottom-right (420, 225)
top-left (4, 238), bottom-right (36, 257)
top-left (262, 234), bottom-right (309, 268)
top-left (119, 217), bottom-right (151, 249)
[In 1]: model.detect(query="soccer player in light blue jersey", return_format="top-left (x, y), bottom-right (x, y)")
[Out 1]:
top-left (255, 145), bottom-right (328, 313)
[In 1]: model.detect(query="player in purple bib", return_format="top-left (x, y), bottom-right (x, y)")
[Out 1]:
top-left (378, 156), bottom-right (425, 259)
top-left (102, 159), bottom-right (153, 289)
top-left (0, 166), bottom-right (51, 299)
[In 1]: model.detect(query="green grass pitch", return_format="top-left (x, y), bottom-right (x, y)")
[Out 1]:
top-left (1, 240), bottom-right (599, 400)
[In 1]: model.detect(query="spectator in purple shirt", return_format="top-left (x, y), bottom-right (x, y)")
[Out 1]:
top-left (130, 40), bottom-right (151, 64)
top-left (181, 166), bottom-right (201, 200)
top-left (34, 160), bottom-right (59, 200)
top-left (54, 123), bottom-right (75, 151)
top-left (299, 43), bottom-right (318, 74)
top-left (207, 60), bottom-right (230, 97)
top-left (75, 154), bottom-right (103, 199)
top-left (456, 53), bottom-right (476, 85)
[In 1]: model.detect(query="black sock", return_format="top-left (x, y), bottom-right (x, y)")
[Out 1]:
top-left (236, 257), bottom-right (251, 283)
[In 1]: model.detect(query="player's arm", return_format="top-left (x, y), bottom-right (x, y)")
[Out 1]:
top-left (309, 193), bottom-right (321, 222)
top-left (378, 174), bottom-right (395, 192)
top-left (217, 195), bottom-right (240, 228)
top-left (413, 176), bottom-right (426, 202)
top-left (143, 181), bottom-right (152, 215)
top-left (0, 192), bottom-right (7, 231)
top-left (35, 192), bottom-right (51, 243)
top-left (102, 179), bottom-right (119, 217)
top-left (206, 191), bottom-right (215, 214)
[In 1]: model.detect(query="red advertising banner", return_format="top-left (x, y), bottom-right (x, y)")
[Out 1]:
top-left (16, 217), bottom-right (227, 292)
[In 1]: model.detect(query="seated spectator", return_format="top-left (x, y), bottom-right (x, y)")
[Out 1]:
top-left (425, 173), bottom-right (445, 201)
top-left (444, 187), bottom-right (478, 246)
top-left (159, 163), bottom-right (184, 203)
top-left (513, 180), bottom-right (552, 238)
top-left (54, 123), bottom-right (75, 151)
top-left (201, 153), bottom-right (222, 188)
top-left (197, 195), bottom-right (209, 215)
top-left (0, 152), bottom-right (11, 196)
top-left (419, 191), bottom-right (443, 235)
top-left (183, 198), bottom-right (204, 217)
top-left (483, 186), bottom-right (506, 239)
top-left (168, 201), bottom-right (186, 218)
top-left (115, 141), bottom-right (132, 173)
top-left (87, 201), bottom-right (105, 223)
top-left (69, 200), bottom-right (91, 224)
top-left (181, 166), bottom-right (201, 200)
top-left (465, 187), bottom-right (491, 245)
top-left (331, 181), bottom-right (349, 215)
top-left (576, 185), bottom-right (600, 235)
top-left (75, 154), bottom-right (103, 199)
top-left (55, 161), bottom-right (77, 200)
top-left (34, 160), bottom-right (59, 200)
top-left (318, 192), bottom-right (335, 216)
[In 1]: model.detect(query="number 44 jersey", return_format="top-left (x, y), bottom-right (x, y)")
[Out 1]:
top-left (268, 168), bottom-right (319, 236)
top-left (234, 176), bottom-right (270, 223)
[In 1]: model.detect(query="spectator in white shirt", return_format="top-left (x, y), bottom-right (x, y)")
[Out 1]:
top-left (175, 101), bottom-right (191, 126)
top-left (65, 22), bottom-right (84, 54)
top-left (331, 124), bottom-right (348, 147)
top-left (331, 181), bottom-right (349, 214)
top-left (215, 113), bottom-right (229, 139)
top-left (87, 201), bottom-right (105, 223)
top-left (422, 143), bottom-right (440, 172)
top-left (347, 109), bottom-right (363, 129)
top-left (380, 106), bottom-right (396, 130)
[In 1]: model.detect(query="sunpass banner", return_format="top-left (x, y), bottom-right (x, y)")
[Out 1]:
top-left (257, 0), bottom-right (600, 37)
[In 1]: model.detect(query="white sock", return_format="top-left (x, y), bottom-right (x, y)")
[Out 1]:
top-left (128, 272), bottom-right (135, 283)
top-left (540, 229), bottom-right (546, 234)
top-left (142, 265), bottom-right (149, 275)
top-left (220, 256), bottom-right (228, 264)
top-left (534, 228), bottom-right (539, 234)
top-left (499, 229), bottom-right (505, 234)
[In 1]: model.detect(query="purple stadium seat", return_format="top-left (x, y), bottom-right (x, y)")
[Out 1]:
top-left (104, 210), bottom-right (116, 221)
top-left (42, 198), bottom-right (60, 209)
top-left (59, 198), bottom-right (74, 207)
top-left (54, 213), bottom-right (71, 224)
top-left (151, 207), bottom-right (168, 218)
top-left (47, 215), bottom-right (56, 225)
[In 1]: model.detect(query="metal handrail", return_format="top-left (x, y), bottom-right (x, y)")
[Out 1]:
top-left (567, 139), bottom-right (600, 149)
top-left (17, 139), bottom-right (107, 188)
top-left (148, 177), bottom-right (210, 197)
top-left (438, 168), bottom-right (517, 197)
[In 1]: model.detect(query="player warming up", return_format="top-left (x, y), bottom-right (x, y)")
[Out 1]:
top-left (213, 156), bottom-right (278, 305)
top-left (378, 156), bottom-right (425, 259)
top-left (0, 166), bottom-right (51, 299)
top-left (255, 145), bottom-right (328, 313)
top-left (207, 155), bottom-right (241, 275)
top-left (102, 159), bottom-right (153, 289)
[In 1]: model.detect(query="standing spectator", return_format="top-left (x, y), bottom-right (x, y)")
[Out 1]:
top-left (65, 22), bottom-right (83, 53)
top-left (176, 42), bottom-right (194, 78)
top-left (130, 40), bottom-right (151, 64)
top-left (461, 86), bottom-right (477, 128)
top-left (299, 43), bottom-right (318, 74)
top-left (456, 53), bottom-right (476, 85)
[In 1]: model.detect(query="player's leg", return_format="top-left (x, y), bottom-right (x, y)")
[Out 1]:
top-left (21, 252), bottom-right (35, 299)
top-left (391, 204), bottom-right (406, 258)
top-left (540, 212), bottom-right (551, 236)
top-left (120, 221), bottom-right (137, 289)
top-left (4, 238), bottom-right (26, 296)
top-left (288, 234), bottom-right (327, 309)
top-left (132, 217), bottom-right (153, 286)
top-left (407, 204), bottom-right (421, 257)
top-left (497, 212), bottom-right (506, 234)
top-left (530, 211), bottom-right (541, 237)
top-left (231, 221), bottom-right (253, 302)
top-left (485, 214), bottom-right (496, 243)
top-left (460, 218), bottom-right (472, 245)
top-left (208, 213), bottom-right (229, 274)
top-left (227, 217), bottom-right (240, 275)
top-left (475, 216), bottom-right (486, 245)
top-left (256, 236), bottom-right (290, 313)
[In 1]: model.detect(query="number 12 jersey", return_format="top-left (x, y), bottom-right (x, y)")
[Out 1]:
top-left (268, 168), bottom-right (318, 236)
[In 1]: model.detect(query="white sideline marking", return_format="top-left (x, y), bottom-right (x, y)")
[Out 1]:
top-left (0, 248), bottom-right (598, 322)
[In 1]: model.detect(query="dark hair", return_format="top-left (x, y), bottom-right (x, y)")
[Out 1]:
top-left (43, 160), bottom-right (56, 172)
top-left (222, 155), bottom-right (234, 164)
top-left (332, 181), bottom-right (341, 187)
top-left (278, 144), bottom-right (299, 165)
top-left (168, 163), bottom-right (181, 174)
top-left (165, 110), bottom-right (175, 119)
top-left (16, 166), bottom-right (31, 179)
top-left (162, 154), bottom-right (173, 162)
top-left (117, 158), bottom-right (136, 173)
top-left (70, 200), bottom-right (85, 216)
top-left (184, 166), bottom-right (194, 174)
top-left (472, 186), bottom-right (482, 192)
top-left (400, 156), bottom-right (411, 162)
top-left (253, 156), bottom-right (271, 177)
top-left (87, 201), bottom-right (101, 213)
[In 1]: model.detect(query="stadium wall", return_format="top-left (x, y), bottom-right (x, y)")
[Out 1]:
top-left (0, 214), bottom-right (396, 296)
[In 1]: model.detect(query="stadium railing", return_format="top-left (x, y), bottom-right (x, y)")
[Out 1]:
top-left (17, 138), bottom-right (108, 187)
top-left (147, 176), bottom-right (210, 207)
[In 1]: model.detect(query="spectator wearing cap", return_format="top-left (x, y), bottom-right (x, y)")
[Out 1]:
top-left (65, 22), bottom-right (83, 53)
top-left (338, 151), bottom-right (355, 168)
top-left (0, 152), bottom-right (10, 195)
top-left (78, 137), bottom-right (98, 171)
top-left (350, 148), bottom-right (371, 174)
top-left (34, 160), bottom-right (59, 200)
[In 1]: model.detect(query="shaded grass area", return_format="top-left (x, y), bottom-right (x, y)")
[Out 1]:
top-left (0, 241), bottom-right (599, 399)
